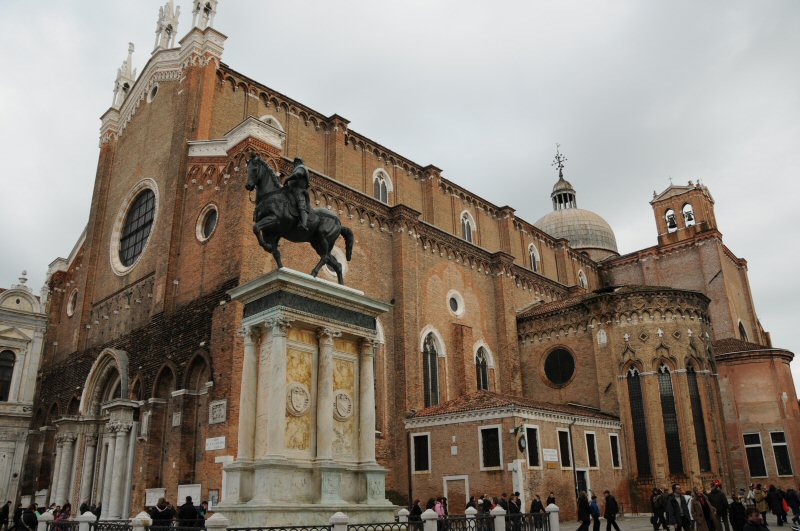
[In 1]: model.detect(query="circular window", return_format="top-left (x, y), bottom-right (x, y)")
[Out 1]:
top-left (147, 84), bottom-right (159, 103)
top-left (196, 204), bottom-right (218, 242)
top-left (446, 289), bottom-right (465, 318)
top-left (66, 289), bottom-right (78, 317)
top-left (543, 348), bottom-right (575, 387)
top-left (110, 179), bottom-right (159, 275)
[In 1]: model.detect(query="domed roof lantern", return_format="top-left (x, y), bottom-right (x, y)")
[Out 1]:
top-left (550, 144), bottom-right (577, 210)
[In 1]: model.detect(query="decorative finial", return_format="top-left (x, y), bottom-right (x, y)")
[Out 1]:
top-left (19, 270), bottom-right (27, 285)
top-left (154, 0), bottom-right (181, 53)
top-left (112, 43), bottom-right (136, 108)
top-left (551, 143), bottom-right (567, 179)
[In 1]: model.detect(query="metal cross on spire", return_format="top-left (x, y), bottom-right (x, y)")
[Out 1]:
top-left (552, 143), bottom-right (567, 178)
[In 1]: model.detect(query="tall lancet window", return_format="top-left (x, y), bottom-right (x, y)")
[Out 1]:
top-left (687, 364), bottom-right (712, 471)
top-left (422, 334), bottom-right (440, 407)
top-left (476, 348), bottom-right (489, 391)
top-left (461, 213), bottom-right (475, 243)
top-left (627, 367), bottom-right (651, 476)
top-left (658, 364), bottom-right (684, 474)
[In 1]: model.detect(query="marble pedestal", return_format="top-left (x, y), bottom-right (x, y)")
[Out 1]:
top-left (218, 269), bottom-right (395, 525)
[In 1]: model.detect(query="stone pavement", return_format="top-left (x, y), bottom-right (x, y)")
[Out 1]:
top-left (557, 516), bottom-right (654, 531)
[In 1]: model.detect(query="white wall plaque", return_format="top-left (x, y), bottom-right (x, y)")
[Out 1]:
top-left (172, 412), bottom-right (182, 427)
top-left (209, 400), bottom-right (227, 424)
top-left (205, 436), bottom-right (226, 451)
top-left (145, 488), bottom-right (165, 507)
top-left (177, 484), bottom-right (202, 504)
top-left (542, 448), bottom-right (559, 462)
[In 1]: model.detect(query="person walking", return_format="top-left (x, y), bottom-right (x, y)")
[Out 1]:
top-left (590, 494), bottom-right (601, 531)
top-left (604, 490), bottom-right (622, 531)
top-left (708, 481), bottom-right (730, 531)
top-left (150, 498), bottom-right (175, 527)
top-left (730, 495), bottom-right (746, 531)
top-left (652, 488), bottom-right (668, 531)
top-left (785, 488), bottom-right (800, 525)
top-left (766, 485), bottom-right (785, 526)
top-left (410, 499), bottom-right (423, 522)
top-left (530, 495), bottom-right (544, 514)
top-left (753, 485), bottom-right (768, 523)
top-left (577, 491), bottom-right (592, 531)
top-left (690, 486), bottom-right (718, 531)
top-left (666, 484), bottom-right (692, 531)
top-left (1, 501), bottom-right (11, 531)
top-left (20, 506), bottom-right (36, 531)
top-left (10, 503), bottom-right (22, 531)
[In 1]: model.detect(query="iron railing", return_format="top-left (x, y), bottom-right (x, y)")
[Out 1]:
top-left (506, 513), bottom-right (549, 531)
top-left (348, 522), bottom-right (423, 531)
top-left (90, 520), bottom-right (133, 531)
top-left (228, 526), bottom-right (331, 531)
top-left (47, 522), bottom-right (81, 531)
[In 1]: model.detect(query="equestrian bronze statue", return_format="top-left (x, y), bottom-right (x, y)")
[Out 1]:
top-left (246, 152), bottom-right (354, 285)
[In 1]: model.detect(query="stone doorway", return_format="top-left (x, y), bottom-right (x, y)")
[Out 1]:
top-left (443, 475), bottom-right (469, 515)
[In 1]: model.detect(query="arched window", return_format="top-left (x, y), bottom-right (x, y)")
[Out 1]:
top-left (476, 348), bottom-right (489, 391)
top-left (0, 350), bottom-right (15, 402)
top-left (665, 209), bottom-right (678, 233)
top-left (687, 364), bottom-right (711, 471)
top-left (528, 244), bottom-right (540, 273)
top-left (461, 212), bottom-right (475, 243)
top-left (738, 322), bottom-right (748, 342)
top-left (373, 172), bottom-right (389, 204)
top-left (658, 364), bottom-right (684, 475)
top-left (627, 367), bottom-right (651, 476)
top-left (682, 204), bottom-right (695, 227)
top-left (119, 188), bottom-right (156, 267)
top-left (422, 334), bottom-right (440, 407)
top-left (578, 270), bottom-right (588, 289)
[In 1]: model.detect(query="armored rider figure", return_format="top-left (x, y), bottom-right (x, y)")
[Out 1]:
top-left (285, 157), bottom-right (311, 230)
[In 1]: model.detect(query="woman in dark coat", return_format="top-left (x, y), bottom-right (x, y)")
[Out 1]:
top-left (410, 499), bottom-right (423, 522)
top-left (766, 485), bottom-right (786, 526)
top-left (730, 495), bottom-right (747, 531)
top-left (577, 492), bottom-right (592, 531)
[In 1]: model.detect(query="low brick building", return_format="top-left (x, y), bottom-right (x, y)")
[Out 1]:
top-left (16, 1), bottom-right (799, 521)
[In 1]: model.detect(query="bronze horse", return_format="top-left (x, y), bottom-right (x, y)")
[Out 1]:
top-left (245, 154), bottom-right (354, 284)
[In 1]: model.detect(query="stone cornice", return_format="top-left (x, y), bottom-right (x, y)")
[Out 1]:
top-left (601, 231), bottom-right (724, 269)
top-left (715, 348), bottom-right (793, 364)
top-left (404, 404), bottom-right (621, 430)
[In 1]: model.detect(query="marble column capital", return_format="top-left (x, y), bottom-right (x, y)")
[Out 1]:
top-left (107, 421), bottom-right (133, 434)
top-left (317, 327), bottom-right (342, 343)
top-left (239, 325), bottom-right (261, 345)
top-left (360, 337), bottom-right (378, 357)
top-left (56, 432), bottom-right (77, 444)
top-left (265, 316), bottom-right (293, 337)
top-left (84, 434), bottom-right (99, 446)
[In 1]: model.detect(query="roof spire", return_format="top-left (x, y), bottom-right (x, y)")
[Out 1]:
top-left (192, 0), bottom-right (218, 30)
top-left (549, 144), bottom-right (577, 211)
top-left (153, 0), bottom-right (180, 53)
top-left (112, 43), bottom-right (136, 108)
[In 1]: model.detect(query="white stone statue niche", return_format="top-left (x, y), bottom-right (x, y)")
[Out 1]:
top-left (219, 269), bottom-right (395, 525)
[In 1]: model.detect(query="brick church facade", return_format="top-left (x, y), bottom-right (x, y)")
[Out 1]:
top-left (19, 1), bottom-right (800, 518)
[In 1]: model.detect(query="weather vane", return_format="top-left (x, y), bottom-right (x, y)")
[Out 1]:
top-left (552, 143), bottom-right (567, 178)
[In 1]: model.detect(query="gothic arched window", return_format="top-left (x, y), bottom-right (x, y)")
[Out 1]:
top-left (578, 270), bottom-right (588, 289)
top-left (422, 334), bottom-right (440, 407)
top-left (627, 367), bottom-right (651, 476)
top-left (373, 172), bottom-right (389, 204)
top-left (461, 212), bottom-right (475, 243)
top-left (687, 364), bottom-right (711, 471)
top-left (476, 348), bottom-right (489, 391)
top-left (658, 364), bottom-right (684, 474)
top-left (0, 350), bottom-right (15, 402)
top-left (529, 244), bottom-right (540, 273)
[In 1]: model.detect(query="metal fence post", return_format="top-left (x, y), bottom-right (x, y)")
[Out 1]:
top-left (491, 506), bottom-right (506, 531)
top-left (206, 512), bottom-right (231, 531)
top-left (37, 511), bottom-right (53, 531)
top-left (398, 508), bottom-right (410, 523)
top-left (330, 511), bottom-right (349, 531)
top-left (466, 507), bottom-right (478, 519)
top-left (422, 508), bottom-right (438, 531)
top-left (546, 503), bottom-right (560, 531)
top-left (76, 511), bottom-right (96, 531)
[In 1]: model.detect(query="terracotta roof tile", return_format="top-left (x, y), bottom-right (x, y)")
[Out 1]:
top-left (412, 390), bottom-right (618, 421)
top-left (713, 338), bottom-right (771, 354)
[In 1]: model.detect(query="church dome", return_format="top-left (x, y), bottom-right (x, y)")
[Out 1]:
top-left (535, 147), bottom-right (619, 261)
top-left (534, 208), bottom-right (619, 260)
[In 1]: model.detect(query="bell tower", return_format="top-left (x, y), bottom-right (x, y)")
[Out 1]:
top-left (153, 0), bottom-right (180, 53)
top-left (192, 0), bottom-right (218, 29)
top-left (650, 180), bottom-right (718, 246)
top-left (111, 43), bottom-right (135, 109)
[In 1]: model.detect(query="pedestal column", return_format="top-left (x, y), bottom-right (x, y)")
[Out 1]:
top-left (100, 434), bottom-right (115, 519)
top-left (50, 439), bottom-right (63, 505)
top-left (237, 325), bottom-right (259, 461)
top-left (359, 339), bottom-right (377, 464)
top-left (316, 327), bottom-right (340, 461)
top-left (79, 435), bottom-right (98, 504)
top-left (55, 433), bottom-right (77, 504)
top-left (107, 422), bottom-right (131, 518)
top-left (265, 317), bottom-right (291, 457)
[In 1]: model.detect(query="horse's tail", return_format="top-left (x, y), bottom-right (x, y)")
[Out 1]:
top-left (340, 226), bottom-right (354, 261)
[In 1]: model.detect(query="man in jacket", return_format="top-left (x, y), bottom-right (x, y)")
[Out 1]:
top-left (150, 497), bottom-right (175, 527)
top-left (178, 496), bottom-right (199, 528)
top-left (708, 482), bottom-right (730, 531)
top-left (591, 495), bottom-right (602, 531)
top-left (604, 491), bottom-right (622, 531)
top-left (666, 484), bottom-right (692, 531)
top-left (743, 507), bottom-right (769, 531)
top-left (577, 492), bottom-right (592, 531)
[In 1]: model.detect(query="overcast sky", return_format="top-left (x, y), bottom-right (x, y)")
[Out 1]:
top-left (1, 1), bottom-right (798, 388)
